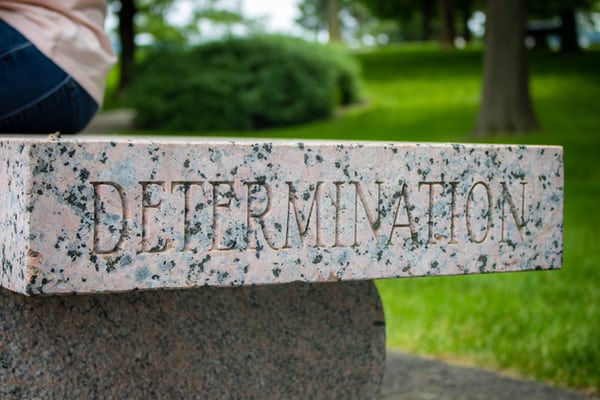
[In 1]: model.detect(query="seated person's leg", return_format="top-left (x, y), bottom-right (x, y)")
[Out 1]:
top-left (0, 19), bottom-right (98, 134)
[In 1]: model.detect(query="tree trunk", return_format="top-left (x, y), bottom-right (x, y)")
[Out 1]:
top-left (420, 0), bottom-right (434, 42)
top-left (326, 0), bottom-right (342, 43)
top-left (116, 0), bottom-right (137, 98)
top-left (472, 0), bottom-right (540, 136)
top-left (457, 0), bottom-right (472, 42)
top-left (438, 0), bottom-right (455, 48)
top-left (559, 6), bottom-right (580, 54)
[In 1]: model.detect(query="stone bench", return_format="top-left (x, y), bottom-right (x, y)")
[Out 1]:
top-left (0, 136), bottom-right (563, 399)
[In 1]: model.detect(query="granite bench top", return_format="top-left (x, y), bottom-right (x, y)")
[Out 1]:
top-left (0, 137), bottom-right (563, 295)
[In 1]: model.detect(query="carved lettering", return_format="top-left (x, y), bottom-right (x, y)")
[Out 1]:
top-left (449, 181), bottom-right (459, 244)
top-left (88, 178), bottom-right (532, 255)
top-left (139, 181), bottom-right (169, 253)
top-left (501, 181), bottom-right (527, 242)
top-left (419, 181), bottom-right (444, 244)
top-left (211, 181), bottom-right (236, 251)
top-left (353, 181), bottom-right (382, 246)
top-left (171, 181), bottom-right (205, 251)
top-left (91, 181), bottom-right (127, 254)
top-left (387, 183), bottom-right (417, 245)
top-left (332, 181), bottom-right (345, 248)
top-left (245, 181), bottom-right (279, 250)
top-left (284, 181), bottom-right (324, 248)
top-left (465, 181), bottom-right (492, 244)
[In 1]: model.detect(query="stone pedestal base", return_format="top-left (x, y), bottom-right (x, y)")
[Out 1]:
top-left (0, 281), bottom-right (385, 399)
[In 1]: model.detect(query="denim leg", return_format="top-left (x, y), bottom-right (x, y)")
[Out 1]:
top-left (0, 76), bottom-right (99, 133)
top-left (0, 19), bottom-right (98, 133)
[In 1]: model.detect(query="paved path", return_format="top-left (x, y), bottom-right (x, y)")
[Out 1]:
top-left (381, 351), bottom-right (597, 400)
top-left (82, 108), bottom-right (135, 134)
top-left (85, 110), bottom-right (597, 400)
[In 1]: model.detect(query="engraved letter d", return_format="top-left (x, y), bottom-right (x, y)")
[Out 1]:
top-left (91, 182), bottom-right (127, 254)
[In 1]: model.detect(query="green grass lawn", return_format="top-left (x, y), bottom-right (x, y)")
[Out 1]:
top-left (107, 45), bottom-right (600, 393)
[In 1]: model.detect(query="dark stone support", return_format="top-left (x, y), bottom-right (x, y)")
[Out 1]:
top-left (0, 281), bottom-right (385, 399)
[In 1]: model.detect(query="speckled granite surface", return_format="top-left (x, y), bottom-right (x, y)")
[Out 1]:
top-left (0, 137), bottom-right (563, 295)
top-left (0, 280), bottom-right (385, 399)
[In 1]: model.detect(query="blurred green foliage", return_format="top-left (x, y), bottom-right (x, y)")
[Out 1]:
top-left (128, 35), bottom-right (363, 131)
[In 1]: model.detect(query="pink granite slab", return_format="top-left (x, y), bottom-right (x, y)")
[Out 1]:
top-left (0, 137), bottom-right (563, 295)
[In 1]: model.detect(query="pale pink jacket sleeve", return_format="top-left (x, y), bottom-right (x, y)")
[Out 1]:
top-left (0, 0), bottom-right (117, 105)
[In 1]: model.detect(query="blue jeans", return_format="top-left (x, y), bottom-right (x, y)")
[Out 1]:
top-left (0, 19), bottom-right (98, 133)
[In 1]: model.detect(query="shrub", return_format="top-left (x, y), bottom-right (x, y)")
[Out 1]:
top-left (129, 35), bottom-right (363, 131)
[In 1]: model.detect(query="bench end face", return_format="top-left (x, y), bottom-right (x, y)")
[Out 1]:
top-left (0, 141), bottom-right (33, 295)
